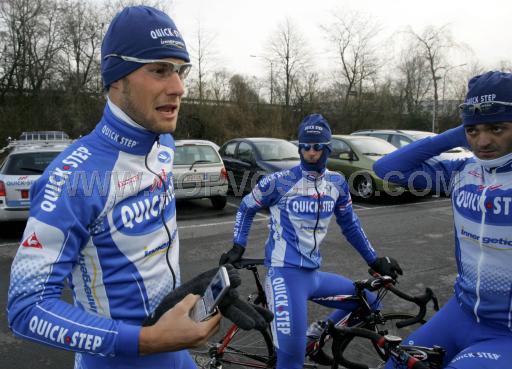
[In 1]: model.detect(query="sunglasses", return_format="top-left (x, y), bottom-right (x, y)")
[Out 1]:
top-left (298, 142), bottom-right (330, 151)
top-left (103, 54), bottom-right (192, 80)
top-left (459, 101), bottom-right (512, 117)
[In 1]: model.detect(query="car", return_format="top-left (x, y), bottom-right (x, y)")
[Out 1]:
top-left (327, 135), bottom-right (404, 200)
top-left (173, 139), bottom-right (228, 209)
top-left (350, 129), bottom-right (472, 160)
top-left (218, 138), bottom-right (300, 195)
top-left (0, 131), bottom-right (72, 222)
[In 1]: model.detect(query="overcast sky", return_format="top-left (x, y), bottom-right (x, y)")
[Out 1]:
top-left (166, 0), bottom-right (512, 79)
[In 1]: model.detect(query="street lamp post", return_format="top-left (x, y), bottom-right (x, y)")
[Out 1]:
top-left (250, 55), bottom-right (274, 105)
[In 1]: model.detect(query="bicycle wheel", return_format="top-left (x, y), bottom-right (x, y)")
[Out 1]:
top-left (191, 323), bottom-right (275, 369)
top-left (220, 326), bottom-right (275, 368)
top-left (334, 312), bottom-right (419, 368)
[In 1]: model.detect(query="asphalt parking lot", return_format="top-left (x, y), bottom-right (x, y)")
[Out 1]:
top-left (0, 194), bottom-right (456, 368)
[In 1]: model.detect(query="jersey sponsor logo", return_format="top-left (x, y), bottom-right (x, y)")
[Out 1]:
top-left (41, 146), bottom-right (92, 212)
top-left (144, 229), bottom-right (177, 258)
top-left (287, 195), bottom-right (335, 220)
top-left (21, 232), bottom-right (43, 249)
top-left (114, 185), bottom-right (175, 235)
top-left (272, 277), bottom-right (291, 335)
top-left (100, 124), bottom-right (138, 148)
top-left (451, 351), bottom-right (501, 362)
top-left (460, 228), bottom-right (512, 249)
top-left (117, 173), bottom-right (142, 189)
top-left (453, 186), bottom-right (511, 224)
top-left (28, 315), bottom-right (103, 351)
top-left (157, 151), bottom-right (172, 164)
top-left (149, 169), bottom-right (169, 193)
top-left (77, 255), bottom-right (98, 313)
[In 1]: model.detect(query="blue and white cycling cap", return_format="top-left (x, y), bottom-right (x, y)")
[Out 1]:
top-left (461, 71), bottom-right (512, 126)
top-left (101, 5), bottom-right (190, 88)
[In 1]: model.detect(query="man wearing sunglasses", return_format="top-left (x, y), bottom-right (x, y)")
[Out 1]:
top-left (7, 6), bottom-right (272, 369)
top-left (374, 71), bottom-right (512, 368)
top-left (220, 113), bottom-right (402, 369)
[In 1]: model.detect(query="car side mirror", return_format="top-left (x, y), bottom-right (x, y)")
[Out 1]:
top-left (338, 151), bottom-right (354, 161)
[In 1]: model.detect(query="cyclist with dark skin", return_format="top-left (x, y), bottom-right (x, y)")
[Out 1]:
top-left (374, 71), bottom-right (512, 368)
top-left (220, 114), bottom-right (403, 369)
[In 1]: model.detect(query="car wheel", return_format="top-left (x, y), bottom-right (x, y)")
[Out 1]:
top-left (210, 196), bottom-right (227, 210)
top-left (354, 174), bottom-right (375, 200)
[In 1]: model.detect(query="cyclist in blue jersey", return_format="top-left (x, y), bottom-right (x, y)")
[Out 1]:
top-left (374, 71), bottom-right (512, 369)
top-left (220, 114), bottom-right (403, 369)
top-left (7, 6), bottom-right (268, 369)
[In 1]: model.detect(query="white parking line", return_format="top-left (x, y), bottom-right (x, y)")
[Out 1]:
top-left (356, 198), bottom-right (451, 211)
top-left (178, 217), bottom-right (267, 229)
top-left (0, 242), bottom-right (19, 248)
top-left (225, 201), bottom-right (269, 219)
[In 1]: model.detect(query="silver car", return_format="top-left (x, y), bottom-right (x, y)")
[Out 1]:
top-left (0, 133), bottom-right (71, 221)
top-left (173, 140), bottom-right (228, 209)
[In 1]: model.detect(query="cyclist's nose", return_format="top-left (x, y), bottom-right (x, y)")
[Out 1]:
top-left (165, 72), bottom-right (185, 97)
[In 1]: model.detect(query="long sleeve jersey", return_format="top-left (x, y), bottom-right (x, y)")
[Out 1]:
top-left (374, 126), bottom-right (512, 331)
top-left (7, 103), bottom-right (181, 368)
top-left (233, 165), bottom-right (377, 269)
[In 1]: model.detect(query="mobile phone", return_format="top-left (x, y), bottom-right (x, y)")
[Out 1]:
top-left (190, 266), bottom-right (231, 322)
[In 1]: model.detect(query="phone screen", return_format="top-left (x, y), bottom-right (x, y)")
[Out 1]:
top-left (191, 266), bottom-right (230, 321)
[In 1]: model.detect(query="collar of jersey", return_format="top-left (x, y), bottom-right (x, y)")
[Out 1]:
top-left (300, 165), bottom-right (325, 181)
top-left (476, 151), bottom-right (512, 174)
top-left (93, 104), bottom-right (159, 155)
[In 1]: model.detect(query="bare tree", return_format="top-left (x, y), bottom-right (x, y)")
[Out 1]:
top-left (407, 25), bottom-right (456, 132)
top-left (209, 69), bottom-right (230, 102)
top-left (188, 22), bottom-right (217, 101)
top-left (268, 18), bottom-right (309, 107)
top-left (323, 11), bottom-right (381, 110)
top-left (58, 0), bottom-right (102, 93)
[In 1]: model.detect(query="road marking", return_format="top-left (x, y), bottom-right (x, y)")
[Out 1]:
top-left (225, 201), bottom-right (269, 219)
top-left (0, 242), bottom-right (19, 248)
top-left (178, 217), bottom-right (267, 229)
top-left (356, 198), bottom-right (451, 211)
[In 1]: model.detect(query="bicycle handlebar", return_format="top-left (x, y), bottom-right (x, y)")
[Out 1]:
top-left (329, 325), bottom-right (430, 369)
top-left (232, 258), bottom-right (265, 269)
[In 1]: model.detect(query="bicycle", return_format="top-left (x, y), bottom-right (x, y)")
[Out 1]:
top-left (190, 258), bottom-right (439, 369)
top-left (328, 324), bottom-right (445, 369)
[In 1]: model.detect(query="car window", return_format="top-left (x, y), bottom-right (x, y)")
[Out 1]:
top-left (2, 152), bottom-right (61, 175)
top-left (330, 139), bottom-right (351, 156)
top-left (349, 138), bottom-right (396, 156)
top-left (237, 142), bottom-right (254, 162)
top-left (174, 145), bottom-right (221, 165)
top-left (221, 142), bottom-right (237, 158)
top-left (367, 133), bottom-right (390, 142)
top-left (253, 141), bottom-right (300, 161)
top-left (390, 135), bottom-right (412, 148)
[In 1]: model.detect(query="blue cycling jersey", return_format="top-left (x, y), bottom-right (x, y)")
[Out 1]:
top-left (7, 103), bottom-right (184, 368)
top-left (233, 166), bottom-right (377, 268)
top-left (374, 125), bottom-right (512, 331)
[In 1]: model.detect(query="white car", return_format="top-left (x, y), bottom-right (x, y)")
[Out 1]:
top-left (351, 129), bottom-right (473, 161)
top-left (173, 140), bottom-right (228, 209)
top-left (0, 132), bottom-right (72, 221)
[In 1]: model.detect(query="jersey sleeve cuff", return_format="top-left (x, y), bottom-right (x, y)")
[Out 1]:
top-left (115, 321), bottom-right (141, 357)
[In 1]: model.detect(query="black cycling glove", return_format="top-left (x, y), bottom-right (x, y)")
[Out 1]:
top-left (142, 264), bottom-right (273, 331)
top-left (219, 244), bottom-right (245, 266)
top-left (369, 256), bottom-right (403, 280)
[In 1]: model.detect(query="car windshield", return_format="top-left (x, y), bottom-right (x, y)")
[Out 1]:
top-left (349, 138), bottom-right (396, 156)
top-left (2, 152), bottom-right (61, 175)
top-left (174, 144), bottom-right (221, 165)
top-left (253, 141), bottom-right (300, 161)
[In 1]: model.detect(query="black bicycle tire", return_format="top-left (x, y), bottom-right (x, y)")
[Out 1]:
top-left (220, 326), bottom-right (275, 368)
top-left (333, 312), bottom-right (419, 368)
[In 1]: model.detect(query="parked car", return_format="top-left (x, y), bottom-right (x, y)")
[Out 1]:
top-left (327, 135), bottom-right (404, 200)
top-left (173, 140), bottom-right (228, 209)
top-left (219, 138), bottom-right (300, 195)
top-left (0, 132), bottom-right (72, 221)
top-left (351, 129), bottom-right (472, 160)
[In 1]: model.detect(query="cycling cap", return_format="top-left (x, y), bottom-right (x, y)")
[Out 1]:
top-left (462, 71), bottom-right (512, 126)
top-left (298, 113), bottom-right (332, 144)
top-left (101, 5), bottom-right (190, 88)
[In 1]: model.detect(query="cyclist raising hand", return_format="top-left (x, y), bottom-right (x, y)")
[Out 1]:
top-left (220, 114), bottom-right (402, 369)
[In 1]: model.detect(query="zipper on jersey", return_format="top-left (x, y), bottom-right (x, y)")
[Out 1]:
top-left (310, 176), bottom-right (321, 259)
